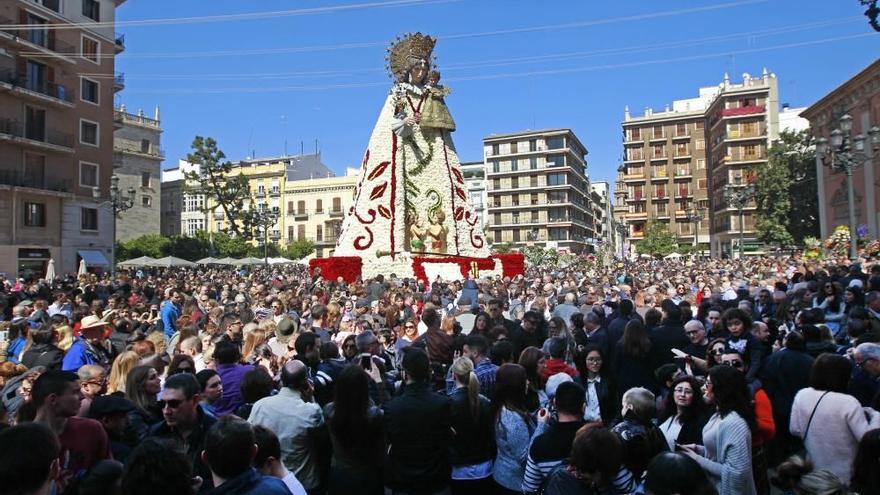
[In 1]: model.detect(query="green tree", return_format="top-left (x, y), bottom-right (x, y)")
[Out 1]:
top-left (522, 246), bottom-right (558, 267)
top-left (184, 136), bottom-right (259, 240)
top-left (755, 129), bottom-right (818, 247)
top-left (194, 231), bottom-right (250, 258)
top-left (117, 234), bottom-right (169, 260)
top-left (636, 222), bottom-right (679, 258)
top-left (164, 235), bottom-right (209, 261)
top-left (284, 239), bottom-right (315, 260)
top-left (491, 242), bottom-right (516, 254)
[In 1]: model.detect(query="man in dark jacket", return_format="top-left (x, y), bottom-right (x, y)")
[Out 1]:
top-left (607, 299), bottom-right (638, 345)
top-left (510, 310), bottom-right (546, 358)
top-left (202, 416), bottom-right (291, 495)
top-left (649, 300), bottom-right (689, 371)
top-left (20, 323), bottom-right (63, 370)
top-left (150, 373), bottom-right (218, 493)
top-left (382, 347), bottom-right (452, 494)
top-left (761, 331), bottom-right (813, 463)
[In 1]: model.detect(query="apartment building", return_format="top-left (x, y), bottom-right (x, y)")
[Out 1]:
top-left (483, 129), bottom-right (593, 252)
top-left (0, 0), bottom-right (126, 278)
top-left (590, 181), bottom-right (615, 249)
top-left (621, 90), bottom-right (713, 253)
top-left (283, 169), bottom-right (358, 257)
top-left (160, 160), bottom-right (202, 237)
top-left (619, 70), bottom-right (781, 257)
top-left (113, 105), bottom-right (163, 241)
top-left (459, 160), bottom-right (487, 231)
top-left (706, 70), bottom-right (779, 257)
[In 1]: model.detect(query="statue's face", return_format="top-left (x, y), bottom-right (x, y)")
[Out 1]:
top-left (409, 61), bottom-right (428, 85)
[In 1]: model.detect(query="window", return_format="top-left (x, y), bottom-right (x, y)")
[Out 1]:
top-left (493, 196), bottom-right (501, 207)
top-left (81, 207), bottom-right (98, 230)
top-left (546, 155), bottom-right (565, 168)
top-left (81, 36), bottom-right (99, 63)
top-left (531, 211), bottom-right (539, 222)
top-left (511, 177), bottom-right (519, 189)
top-left (653, 145), bottom-right (665, 158)
top-left (297, 225), bottom-right (305, 240)
top-left (79, 162), bottom-right (98, 187)
top-left (287, 226), bottom-right (295, 241)
top-left (491, 161), bottom-right (499, 173)
top-left (287, 201), bottom-right (294, 213)
top-left (142, 196), bottom-right (152, 207)
top-left (510, 142), bottom-right (518, 154)
top-left (676, 123), bottom-right (687, 136)
top-left (82, 0), bottom-right (100, 21)
top-left (36, 0), bottom-right (60, 12)
top-left (81, 78), bottom-right (99, 104)
top-left (695, 121), bottom-right (704, 130)
top-left (493, 178), bottom-right (500, 190)
top-left (316, 225), bottom-right (323, 242)
top-left (675, 143), bottom-right (689, 156)
top-left (26, 14), bottom-right (48, 48)
top-left (24, 202), bottom-right (45, 227)
top-left (316, 199), bottom-right (323, 213)
top-left (332, 197), bottom-right (341, 212)
top-left (511, 159), bottom-right (518, 171)
top-left (511, 194), bottom-right (520, 207)
top-left (493, 213), bottom-right (501, 225)
top-left (698, 178), bottom-right (708, 189)
top-left (696, 158), bottom-right (706, 169)
top-left (745, 144), bottom-right (758, 158)
top-left (491, 144), bottom-right (499, 155)
top-left (695, 139), bottom-right (705, 150)
top-left (529, 157), bottom-right (537, 169)
top-left (546, 136), bottom-right (565, 150)
top-left (297, 201), bottom-right (305, 214)
top-left (530, 176), bottom-right (538, 187)
top-left (80, 120), bottom-right (99, 146)
top-left (141, 172), bottom-right (151, 188)
top-left (25, 61), bottom-right (46, 94)
top-left (548, 191), bottom-right (567, 203)
top-left (494, 231), bottom-right (501, 243)
top-left (547, 173), bottom-right (566, 186)
top-left (512, 229), bottom-right (520, 242)
top-left (653, 125), bottom-right (664, 139)
top-left (529, 139), bottom-right (537, 152)
top-left (24, 154), bottom-right (46, 188)
top-left (630, 128), bottom-right (642, 141)
top-left (25, 106), bottom-right (46, 142)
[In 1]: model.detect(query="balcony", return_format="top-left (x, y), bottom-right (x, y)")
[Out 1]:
top-left (650, 171), bottom-right (668, 182)
top-left (0, 117), bottom-right (74, 152)
top-left (623, 172), bottom-right (646, 183)
top-left (676, 190), bottom-right (693, 199)
top-left (115, 138), bottom-right (165, 159)
top-left (721, 105), bottom-right (765, 118)
top-left (623, 153), bottom-right (644, 163)
top-left (214, 211), bottom-right (224, 220)
top-left (113, 72), bottom-right (125, 92)
top-left (722, 152), bottom-right (766, 165)
top-left (114, 109), bottom-right (161, 129)
top-left (654, 210), bottom-right (670, 219)
top-left (293, 212), bottom-right (308, 220)
top-left (269, 188), bottom-right (280, 197)
top-left (115, 32), bottom-right (125, 53)
top-left (626, 194), bottom-right (645, 203)
top-left (674, 168), bottom-right (692, 178)
top-left (649, 133), bottom-right (666, 143)
top-left (0, 17), bottom-right (77, 63)
top-left (672, 133), bottom-right (690, 140)
top-left (254, 191), bottom-right (266, 199)
top-left (650, 154), bottom-right (668, 162)
top-left (329, 209), bottom-right (344, 218)
top-left (625, 211), bottom-right (647, 220)
top-left (0, 169), bottom-right (72, 194)
top-left (316, 235), bottom-right (339, 245)
top-left (652, 191), bottom-right (669, 201)
top-left (0, 70), bottom-right (74, 107)
top-left (726, 129), bottom-right (765, 141)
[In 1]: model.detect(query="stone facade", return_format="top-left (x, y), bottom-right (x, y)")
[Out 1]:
top-left (113, 106), bottom-right (163, 242)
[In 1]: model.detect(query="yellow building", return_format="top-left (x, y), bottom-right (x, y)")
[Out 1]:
top-left (284, 169), bottom-right (359, 257)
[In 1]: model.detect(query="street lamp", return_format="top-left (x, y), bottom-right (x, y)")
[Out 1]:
top-left (815, 114), bottom-right (880, 261)
top-left (723, 176), bottom-right (756, 259)
top-left (615, 221), bottom-right (628, 259)
top-left (685, 206), bottom-right (705, 254)
top-left (253, 204), bottom-right (280, 265)
top-left (93, 175), bottom-right (136, 276)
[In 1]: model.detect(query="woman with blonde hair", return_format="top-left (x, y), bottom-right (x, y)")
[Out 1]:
top-left (448, 356), bottom-right (494, 493)
top-left (326, 301), bottom-right (342, 331)
top-left (107, 350), bottom-right (139, 394)
top-left (54, 321), bottom-right (74, 353)
top-left (241, 328), bottom-right (269, 363)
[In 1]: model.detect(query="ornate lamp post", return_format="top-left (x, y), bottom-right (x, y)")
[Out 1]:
top-left (93, 175), bottom-right (135, 276)
top-left (685, 206), bottom-right (705, 255)
top-left (815, 115), bottom-right (880, 260)
top-left (253, 204), bottom-right (280, 265)
top-left (615, 221), bottom-right (628, 259)
top-left (723, 177), bottom-right (756, 259)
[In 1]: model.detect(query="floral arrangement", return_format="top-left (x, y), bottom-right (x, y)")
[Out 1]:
top-left (863, 239), bottom-right (880, 259)
top-left (824, 225), bottom-right (851, 257)
top-left (802, 236), bottom-right (823, 260)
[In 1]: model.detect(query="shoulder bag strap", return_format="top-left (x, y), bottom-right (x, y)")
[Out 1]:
top-left (803, 391), bottom-right (830, 442)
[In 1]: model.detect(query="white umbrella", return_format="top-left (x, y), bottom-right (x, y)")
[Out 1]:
top-left (77, 258), bottom-right (87, 276)
top-left (268, 257), bottom-right (294, 265)
top-left (212, 257), bottom-right (236, 265)
top-left (117, 256), bottom-right (157, 267)
top-left (45, 259), bottom-right (56, 280)
top-left (231, 257), bottom-right (265, 266)
top-left (147, 256), bottom-right (197, 268)
top-left (664, 252), bottom-right (682, 259)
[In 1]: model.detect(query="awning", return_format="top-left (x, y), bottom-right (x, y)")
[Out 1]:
top-left (78, 250), bottom-right (109, 267)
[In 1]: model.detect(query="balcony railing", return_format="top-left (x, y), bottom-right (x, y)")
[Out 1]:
top-left (0, 70), bottom-right (73, 103)
top-left (114, 109), bottom-right (161, 128)
top-left (721, 105), bottom-right (765, 117)
top-left (329, 209), bottom-right (344, 217)
top-left (115, 138), bottom-right (165, 158)
top-left (114, 72), bottom-right (125, 89)
top-left (0, 17), bottom-right (76, 56)
top-left (0, 117), bottom-right (74, 149)
top-left (0, 169), bottom-right (72, 193)
top-left (674, 168), bottom-right (691, 176)
top-left (115, 32), bottom-right (125, 51)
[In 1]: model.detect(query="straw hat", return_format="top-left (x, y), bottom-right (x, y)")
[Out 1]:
top-left (80, 315), bottom-right (110, 331)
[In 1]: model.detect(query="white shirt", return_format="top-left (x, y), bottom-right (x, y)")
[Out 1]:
top-left (281, 470), bottom-right (307, 495)
top-left (583, 376), bottom-right (602, 422)
top-left (660, 415), bottom-right (684, 451)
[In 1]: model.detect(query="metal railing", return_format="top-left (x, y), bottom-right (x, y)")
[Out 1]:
top-left (0, 69), bottom-right (73, 103)
top-left (0, 117), bottom-right (74, 148)
top-left (114, 138), bottom-right (165, 158)
top-left (114, 109), bottom-right (160, 128)
top-left (0, 169), bottom-right (72, 192)
top-left (0, 17), bottom-right (75, 56)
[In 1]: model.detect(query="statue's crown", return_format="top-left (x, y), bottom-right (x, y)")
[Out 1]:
top-left (386, 32), bottom-right (436, 81)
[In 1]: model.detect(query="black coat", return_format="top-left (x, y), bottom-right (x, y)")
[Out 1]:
top-left (382, 382), bottom-right (453, 493)
top-left (612, 342), bottom-right (658, 395)
top-left (649, 321), bottom-right (689, 371)
top-left (448, 388), bottom-right (495, 466)
top-left (761, 348), bottom-right (814, 435)
top-left (21, 343), bottom-right (64, 371)
top-left (580, 374), bottom-right (619, 426)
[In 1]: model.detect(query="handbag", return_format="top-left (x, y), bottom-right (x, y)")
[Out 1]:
top-left (796, 391), bottom-right (830, 458)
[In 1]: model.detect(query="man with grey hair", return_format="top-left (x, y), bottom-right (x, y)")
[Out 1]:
top-left (179, 336), bottom-right (205, 372)
top-left (582, 311), bottom-right (610, 358)
top-left (552, 292), bottom-right (580, 328)
top-left (682, 320), bottom-right (709, 375)
top-left (854, 342), bottom-right (880, 379)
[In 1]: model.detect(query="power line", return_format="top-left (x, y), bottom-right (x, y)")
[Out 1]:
top-left (17, 0), bottom-right (770, 60)
top-left (120, 32), bottom-right (875, 95)
top-left (76, 16), bottom-right (862, 81)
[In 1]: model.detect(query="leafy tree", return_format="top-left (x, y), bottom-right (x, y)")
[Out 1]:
top-left (284, 239), bottom-right (315, 260)
top-left (165, 235), bottom-right (209, 261)
top-left (491, 242), bottom-right (516, 254)
top-left (117, 234), bottom-right (169, 260)
top-left (184, 136), bottom-right (259, 240)
top-left (522, 246), bottom-right (558, 267)
top-left (755, 129), bottom-right (818, 247)
top-left (194, 231), bottom-right (250, 258)
top-left (636, 222), bottom-right (679, 258)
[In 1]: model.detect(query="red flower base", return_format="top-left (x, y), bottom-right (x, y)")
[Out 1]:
top-left (308, 252), bottom-right (524, 283)
top-left (309, 257), bottom-right (363, 284)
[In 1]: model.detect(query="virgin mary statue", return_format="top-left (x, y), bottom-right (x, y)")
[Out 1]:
top-left (334, 32), bottom-right (490, 278)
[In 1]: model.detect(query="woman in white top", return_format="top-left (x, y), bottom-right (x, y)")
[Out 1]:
top-left (812, 282), bottom-right (846, 337)
top-left (658, 375), bottom-right (710, 451)
top-left (680, 365), bottom-right (757, 495)
top-left (790, 353), bottom-right (880, 485)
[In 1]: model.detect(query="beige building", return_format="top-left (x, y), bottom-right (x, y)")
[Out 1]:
top-left (113, 105), bottom-right (163, 241)
top-left (0, 0), bottom-right (126, 278)
top-left (459, 160), bottom-right (487, 231)
top-left (283, 169), bottom-right (358, 257)
top-left (483, 129), bottom-right (593, 253)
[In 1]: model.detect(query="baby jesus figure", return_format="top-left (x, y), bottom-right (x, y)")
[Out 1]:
top-left (419, 70), bottom-right (456, 131)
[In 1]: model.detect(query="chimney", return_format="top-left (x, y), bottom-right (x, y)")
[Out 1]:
top-left (624, 105), bottom-right (630, 120)
top-left (645, 107), bottom-right (652, 117)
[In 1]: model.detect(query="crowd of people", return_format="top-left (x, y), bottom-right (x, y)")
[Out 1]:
top-left (1, 254), bottom-right (880, 495)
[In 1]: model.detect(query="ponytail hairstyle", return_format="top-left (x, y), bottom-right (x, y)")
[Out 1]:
top-left (452, 357), bottom-right (480, 419)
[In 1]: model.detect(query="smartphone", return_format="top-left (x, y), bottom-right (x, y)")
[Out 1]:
top-left (0, 330), bottom-right (7, 341)
top-left (359, 353), bottom-right (372, 371)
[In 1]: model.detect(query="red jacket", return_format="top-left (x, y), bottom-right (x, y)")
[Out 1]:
top-left (542, 358), bottom-right (579, 380)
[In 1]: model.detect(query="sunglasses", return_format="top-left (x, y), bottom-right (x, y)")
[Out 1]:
top-left (721, 360), bottom-right (744, 369)
top-left (711, 348), bottom-right (725, 355)
top-left (157, 399), bottom-right (185, 409)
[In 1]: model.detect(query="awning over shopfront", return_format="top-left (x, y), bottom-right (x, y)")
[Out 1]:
top-left (78, 250), bottom-right (110, 267)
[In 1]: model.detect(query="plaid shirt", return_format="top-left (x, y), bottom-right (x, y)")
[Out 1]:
top-left (446, 357), bottom-right (498, 397)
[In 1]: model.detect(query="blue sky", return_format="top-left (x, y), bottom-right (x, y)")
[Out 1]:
top-left (114, 0), bottom-right (880, 186)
